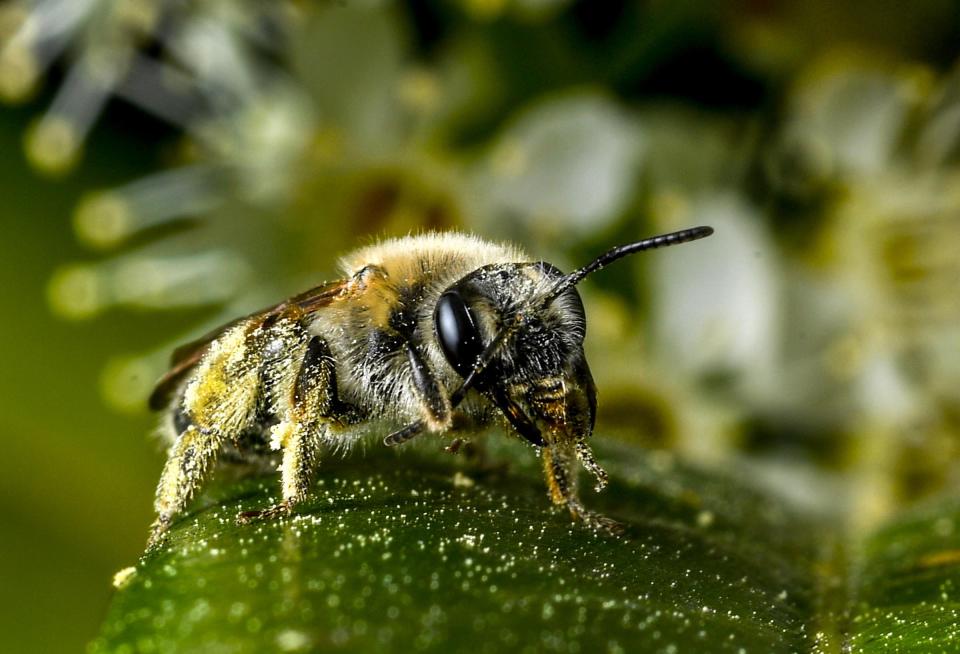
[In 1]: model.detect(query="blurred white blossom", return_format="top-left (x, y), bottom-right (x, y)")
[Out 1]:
top-left (473, 92), bottom-right (645, 240)
top-left (1, 0), bottom-right (297, 175)
top-left (650, 193), bottom-right (780, 394)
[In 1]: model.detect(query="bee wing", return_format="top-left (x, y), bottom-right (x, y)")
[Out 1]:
top-left (148, 279), bottom-right (348, 410)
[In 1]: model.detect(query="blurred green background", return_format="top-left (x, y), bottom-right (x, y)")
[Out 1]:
top-left (0, 104), bottom-right (179, 652)
top-left (3, 1), bottom-right (960, 651)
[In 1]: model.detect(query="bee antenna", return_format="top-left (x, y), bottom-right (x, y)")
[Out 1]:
top-left (541, 226), bottom-right (714, 306)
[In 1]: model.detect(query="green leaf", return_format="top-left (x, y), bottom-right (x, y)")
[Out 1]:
top-left (89, 438), bottom-right (959, 653)
top-left (846, 499), bottom-right (960, 652)
top-left (89, 439), bottom-right (818, 653)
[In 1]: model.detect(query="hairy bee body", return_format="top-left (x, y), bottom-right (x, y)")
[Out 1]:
top-left (150, 234), bottom-right (580, 545)
top-left (148, 227), bottom-right (712, 546)
top-left (309, 234), bottom-right (527, 431)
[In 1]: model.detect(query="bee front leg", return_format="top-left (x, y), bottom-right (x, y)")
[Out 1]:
top-left (574, 439), bottom-right (609, 493)
top-left (405, 342), bottom-right (451, 432)
top-left (149, 424), bottom-right (223, 547)
top-left (541, 443), bottom-right (622, 535)
top-left (382, 340), bottom-right (453, 447)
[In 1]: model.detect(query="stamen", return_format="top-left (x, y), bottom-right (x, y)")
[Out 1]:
top-left (30, 0), bottom-right (96, 43)
top-left (47, 263), bottom-right (105, 320)
top-left (25, 54), bottom-right (126, 174)
top-left (110, 251), bottom-right (250, 309)
top-left (114, 56), bottom-right (201, 127)
top-left (167, 19), bottom-right (257, 101)
top-left (0, 3), bottom-right (87, 103)
top-left (48, 250), bottom-right (250, 318)
top-left (0, 39), bottom-right (39, 102)
top-left (74, 166), bottom-right (224, 249)
top-left (108, 0), bottom-right (161, 35)
top-left (100, 350), bottom-right (169, 413)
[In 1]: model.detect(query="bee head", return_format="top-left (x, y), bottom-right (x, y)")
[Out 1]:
top-left (434, 262), bottom-right (594, 447)
top-left (384, 226), bottom-right (712, 451)
top-left (433, 225), bottom-right (714, 449)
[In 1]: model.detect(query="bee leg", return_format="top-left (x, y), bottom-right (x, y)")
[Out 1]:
top-left (237, 421), bottom-right (325, 523)
top-left (405, 342), bottom-right (451, 432)
top-left (239, 336), bottom-right (340, 523)
top-left (574, 439), bottom-right (609, 493)
top-left (541, 444), bottom-right (577, 509)
top-left (149, 424), bottom-right (222, 547)
top-left (541, 444), bottom-right (622, 535)
top-left (383, 341), bottom-right (452, 446)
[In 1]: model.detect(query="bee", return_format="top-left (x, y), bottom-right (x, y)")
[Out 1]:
top-left (146, 227), bottom-right (713, 547)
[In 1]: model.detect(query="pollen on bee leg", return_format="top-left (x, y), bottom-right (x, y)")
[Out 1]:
top-left (575, 440), bottom-right (608, 493)
top-left (153, 422), bottom-right (223, 533)
top-left (541, 447), bottom-right (567, 506)
top-left (423, 412), bottom-right (454, 433)
top-left (270, 421), bottom-right (296, 451)
top-left (112, 566), bottom-right (137, 590)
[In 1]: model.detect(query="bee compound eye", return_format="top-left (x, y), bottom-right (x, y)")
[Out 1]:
top-left (434, 290), bottom-right (484, 378)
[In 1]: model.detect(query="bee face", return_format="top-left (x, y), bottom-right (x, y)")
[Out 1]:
top-left (433, 262), bottom-right (596, 447)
